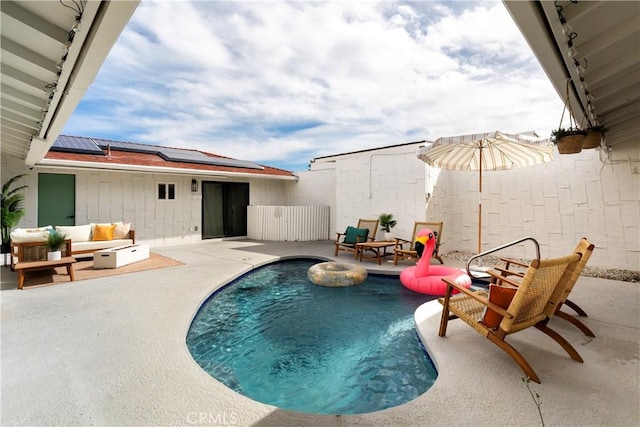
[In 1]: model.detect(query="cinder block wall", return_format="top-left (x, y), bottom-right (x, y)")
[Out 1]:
top-left (426, 147), bottom-right (640, 270)
top-left (295, 143), bottom-right (639, 271)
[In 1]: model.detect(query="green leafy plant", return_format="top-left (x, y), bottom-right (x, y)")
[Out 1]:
top-left (44, 231), bottom-right (67, 252)
top-left (522, 377), bottom-right (545, 427)
top-left (1, 174), bottom-right (27, 252)
top-left (551, 127), bottom-right (587, 143)
top-left (378, 213), bottom-right (397, 233)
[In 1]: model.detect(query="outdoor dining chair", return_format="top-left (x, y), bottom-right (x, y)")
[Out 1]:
top-left (393, 221), bottom-right (443, 264)
top-left (439, 251), bottom-right (584, 383)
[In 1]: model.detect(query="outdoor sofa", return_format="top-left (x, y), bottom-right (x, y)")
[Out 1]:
top-left (10, 222), bottom-right (135, 267)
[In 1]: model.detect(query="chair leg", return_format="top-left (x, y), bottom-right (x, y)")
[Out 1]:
top-left (334, 245), bottom-right (339, 256)
top-left (434, 254), bottom-right (444, 264)
top-left (438, 287), bottom-right (454, 337)
top-left (535, 323), bottom-right (584, 362)
top-left (564, 299), bottom-right (589, 317)
top-left (487, 333), bottom-right (541, 384)
top-left (556, 310), bottom-right (596, 337)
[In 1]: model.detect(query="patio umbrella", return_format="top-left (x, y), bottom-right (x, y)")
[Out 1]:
top-left (417, 131), bottom-right (553, 253)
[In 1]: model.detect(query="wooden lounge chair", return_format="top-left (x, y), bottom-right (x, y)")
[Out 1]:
top-left (393, 221), bottom-right (443, 265)
top-left (495, 238), bottom-right (596, 337)
top-left (334, 219), bottom-right (379, 257)
top-left (439, 252), bottom-right (584, 383)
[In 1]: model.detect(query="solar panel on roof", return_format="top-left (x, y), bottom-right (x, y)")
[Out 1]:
top-left (93, 139), bottom-right (159, 154)
top-left (52, 136), bottom-right (103, 154)
top-left (54, 136), bottom-right (265, 170)
top-left (158, 148), bottom-right (264, 170)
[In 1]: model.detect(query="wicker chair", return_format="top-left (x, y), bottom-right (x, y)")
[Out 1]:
top-left (334, 219), bottom-right (379, 257)
top-left (494, 238), bottom-right (596, 337)
top-left (393, 221), bottom-right (443, 265)
top-left (438, 252), bottom-right (584, 383)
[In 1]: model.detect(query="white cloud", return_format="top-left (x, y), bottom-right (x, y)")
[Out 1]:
top-left (63, 0), bottom-right (564, 171)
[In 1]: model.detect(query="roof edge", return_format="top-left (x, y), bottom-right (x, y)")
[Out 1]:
top-left (36, 158), bottom-right (299, 181)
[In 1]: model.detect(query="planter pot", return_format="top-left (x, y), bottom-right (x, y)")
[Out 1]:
top-left (556, 134), bottom-right (585, 154)
top-left (47, 251), bottom-right (61, 261)
top-left (384, 232), bottom-right (395, 241)
top-left (582, 130), bottom-right (604, 149)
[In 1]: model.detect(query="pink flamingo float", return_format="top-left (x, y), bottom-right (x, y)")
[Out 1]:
top-left (400, 228), bottom-right (471, 295)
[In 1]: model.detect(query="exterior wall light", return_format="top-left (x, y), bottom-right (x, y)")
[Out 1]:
top-left (191, 179), bottom-right (198, 192)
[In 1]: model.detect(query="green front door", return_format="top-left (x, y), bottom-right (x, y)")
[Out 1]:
top-left (38, 173), bottom-right (75, 226)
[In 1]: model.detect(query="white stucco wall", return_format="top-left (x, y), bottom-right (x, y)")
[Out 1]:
top-left (285, 169), bottom-right (336, 233)
top-left (300, 143), bottom-right (429, 240)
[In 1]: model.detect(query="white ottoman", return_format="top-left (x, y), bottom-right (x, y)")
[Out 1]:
top-left (93, 244), bottom-right (150, 269)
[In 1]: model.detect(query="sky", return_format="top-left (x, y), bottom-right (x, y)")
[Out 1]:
top-left (62, 0), bottom-right (565, 172)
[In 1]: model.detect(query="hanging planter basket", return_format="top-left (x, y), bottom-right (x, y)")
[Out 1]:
top-left (582, 129), bottom-right (604, 149)
top-left (555, 134), bottom-right (585, 154)
top-left (552, 79), bottom-right (605, 155)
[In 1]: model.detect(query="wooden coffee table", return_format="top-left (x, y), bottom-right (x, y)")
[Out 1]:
top-left (355, 241), bottom-right (396, 265)
top-left (13, 257), bottom-right (76, 290)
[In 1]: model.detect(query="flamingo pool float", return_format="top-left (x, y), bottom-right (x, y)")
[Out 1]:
top-left (400, 228), bottom-right (471, 295)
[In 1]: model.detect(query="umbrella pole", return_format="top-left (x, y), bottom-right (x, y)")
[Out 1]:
top-left (478, 147), bottom-right (483, 254)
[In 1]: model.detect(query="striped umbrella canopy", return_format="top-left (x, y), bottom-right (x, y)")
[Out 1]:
top-left (417, 131), bottom-right (553, 253)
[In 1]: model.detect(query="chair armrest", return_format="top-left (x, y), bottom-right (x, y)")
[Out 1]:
top-left (394, 237), bottom-right (410, 249)
top-left (487, 270), bottom-right (522, 287)
top-left (500, 257), bottom-right (529, 269)
top-left (129, 229), bottom-right (135, 243)
top-left (493, 267), bottom-right (525, 280)
top-left (335, 232), bottom-right (346, 243)
top-left (441, 277), bottom-right (514, 319)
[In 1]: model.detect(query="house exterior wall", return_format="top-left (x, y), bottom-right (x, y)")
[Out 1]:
top-left (1, 154), bottom-right (289, 248)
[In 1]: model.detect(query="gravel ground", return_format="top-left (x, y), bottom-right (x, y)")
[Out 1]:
top-left (444, 251), bottom-right (640, 283)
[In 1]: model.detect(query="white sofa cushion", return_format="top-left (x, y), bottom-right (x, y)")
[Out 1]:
top-left (10, 226), bottom-right (52, 243)
top-left (56, 224), bottom-right (92, 242)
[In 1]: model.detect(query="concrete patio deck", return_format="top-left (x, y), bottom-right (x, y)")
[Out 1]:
top-left (1, 239), bottom-right (638, 426)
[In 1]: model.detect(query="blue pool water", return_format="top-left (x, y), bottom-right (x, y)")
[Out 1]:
top-left (186, 258), bottom-right (438, 415)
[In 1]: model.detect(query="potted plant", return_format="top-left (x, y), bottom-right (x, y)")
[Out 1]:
top-left (379, 213), bottom-right (397, 241)
top-left (551, 127), bottom-right (587, 154)
top-left (44, 231), bottom-right (67, 261)
top-left (1, 174), bottom-right (27, 255)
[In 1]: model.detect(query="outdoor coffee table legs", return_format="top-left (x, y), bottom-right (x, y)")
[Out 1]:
top-left (14, 256), bottom-right (76, 289)
top-left (356, 242), bottom-right (396, 265)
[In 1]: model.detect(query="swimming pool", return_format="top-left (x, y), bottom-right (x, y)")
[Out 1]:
top-left (186, 258), bottom-right (438, 415)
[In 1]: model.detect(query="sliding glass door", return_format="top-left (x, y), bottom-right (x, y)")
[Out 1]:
top-left (201, 182), bottom-right (249, 239)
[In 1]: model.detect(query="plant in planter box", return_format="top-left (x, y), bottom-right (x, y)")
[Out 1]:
top-left (551, 127), bottom-right (587, 154)
top-left (44, 231), bottom-right (67, 261)
top-left (1, 174), bottom-right (27, 254)
top-left (379, 213), bottom-right (397, 240)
